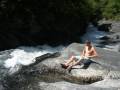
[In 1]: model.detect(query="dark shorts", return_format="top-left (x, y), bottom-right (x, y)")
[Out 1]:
top-left (80, 59), bottom-right (92, 66)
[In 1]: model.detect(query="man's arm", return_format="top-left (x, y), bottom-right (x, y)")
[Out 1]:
top-left (81, 48), bottom-right (85, 58)
top-left (88, 47), bottom-right (98, 58)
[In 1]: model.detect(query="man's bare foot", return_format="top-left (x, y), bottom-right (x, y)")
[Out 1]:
top-left (60, 64), bottom-right (68, 69)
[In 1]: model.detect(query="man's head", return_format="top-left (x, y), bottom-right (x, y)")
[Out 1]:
top-left (85, 40), bottom-right (91, 46)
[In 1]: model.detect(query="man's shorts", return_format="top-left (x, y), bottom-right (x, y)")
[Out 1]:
top-left (74, 56), bottom-right (92, 65)
top-left (80, 59), bottom-right (92, 66)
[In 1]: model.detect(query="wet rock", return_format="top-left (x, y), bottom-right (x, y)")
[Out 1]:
top-left (98, 23), bottom-right (112, 32)
top-left (118, 44), bottom-right (120, 52)
top-left (98, 20), bottom-right (120, 33)
top-left (0, 82), bottom-right (4, 90)
top-left (3, 43), bottom-right (120, 90)
top-left (99, 36), bottom-right (110, 40)
top-left (98, 20), bottom-right (120, 44)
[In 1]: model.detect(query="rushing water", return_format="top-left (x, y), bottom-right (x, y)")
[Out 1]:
top-left (1, 45), bottom-right (64, 74)
top-left (81, 23), bottom-right (120, 52)
top-left (81, 23), bottom-right (107, 44)
top-left (0, 45), bottom-right (66, 89)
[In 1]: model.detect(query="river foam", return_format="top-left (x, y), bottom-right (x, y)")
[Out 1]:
top-left (4, 45), bottom-right (64, 73)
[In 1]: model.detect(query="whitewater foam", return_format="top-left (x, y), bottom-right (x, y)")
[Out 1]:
top-left (4, 45), bottom-right (64, 69)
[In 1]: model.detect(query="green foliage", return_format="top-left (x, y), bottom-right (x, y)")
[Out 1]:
top-left (0, 0), bottom-right (119, 32)
top-left (102, 0), bottom-right (120, 20)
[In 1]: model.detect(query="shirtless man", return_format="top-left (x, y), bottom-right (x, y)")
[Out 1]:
top-left (61, 40), bottom-right (98, 71)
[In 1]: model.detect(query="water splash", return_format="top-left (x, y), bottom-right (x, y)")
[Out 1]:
top-left (4, 45), bottom-right (64, 73)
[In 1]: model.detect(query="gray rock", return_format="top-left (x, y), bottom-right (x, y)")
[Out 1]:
top-left (98, 20), bottom-right (120, 33)
top-left (3, 43), bottom-right (120, 90)
top-left (91, 79), bottom-right (120, 88)
top-left (61, 43), bottom-right (120, 80)
top-left (0, 82), bottom-right (4, 90)
top-left (62, 43), bottom-right (120, 70)
top-left (39, 81), bottom-right (118, 90)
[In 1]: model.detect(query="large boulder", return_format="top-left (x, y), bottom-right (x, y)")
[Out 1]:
top-left (61, 43), bottom-right (120, 80)
top-left (3, 43), bottom-right (120, 90)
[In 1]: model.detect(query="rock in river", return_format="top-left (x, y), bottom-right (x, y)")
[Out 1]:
top-left (2, 43), bottom-right (120, 90)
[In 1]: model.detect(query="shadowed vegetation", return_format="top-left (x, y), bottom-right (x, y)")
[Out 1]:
top-left (0, 0), bottom-right (119, 50)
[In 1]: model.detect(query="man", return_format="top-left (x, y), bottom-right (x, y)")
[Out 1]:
top-left (61, 40), bottom-right (98, 72)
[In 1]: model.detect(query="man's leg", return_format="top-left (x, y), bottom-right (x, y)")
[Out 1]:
top-left (66, 57), bottom-right (85, 72)
top-left (64, 56), bottom-right (75, 66)
top-left (66, 60), bottom-right (80, 72)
